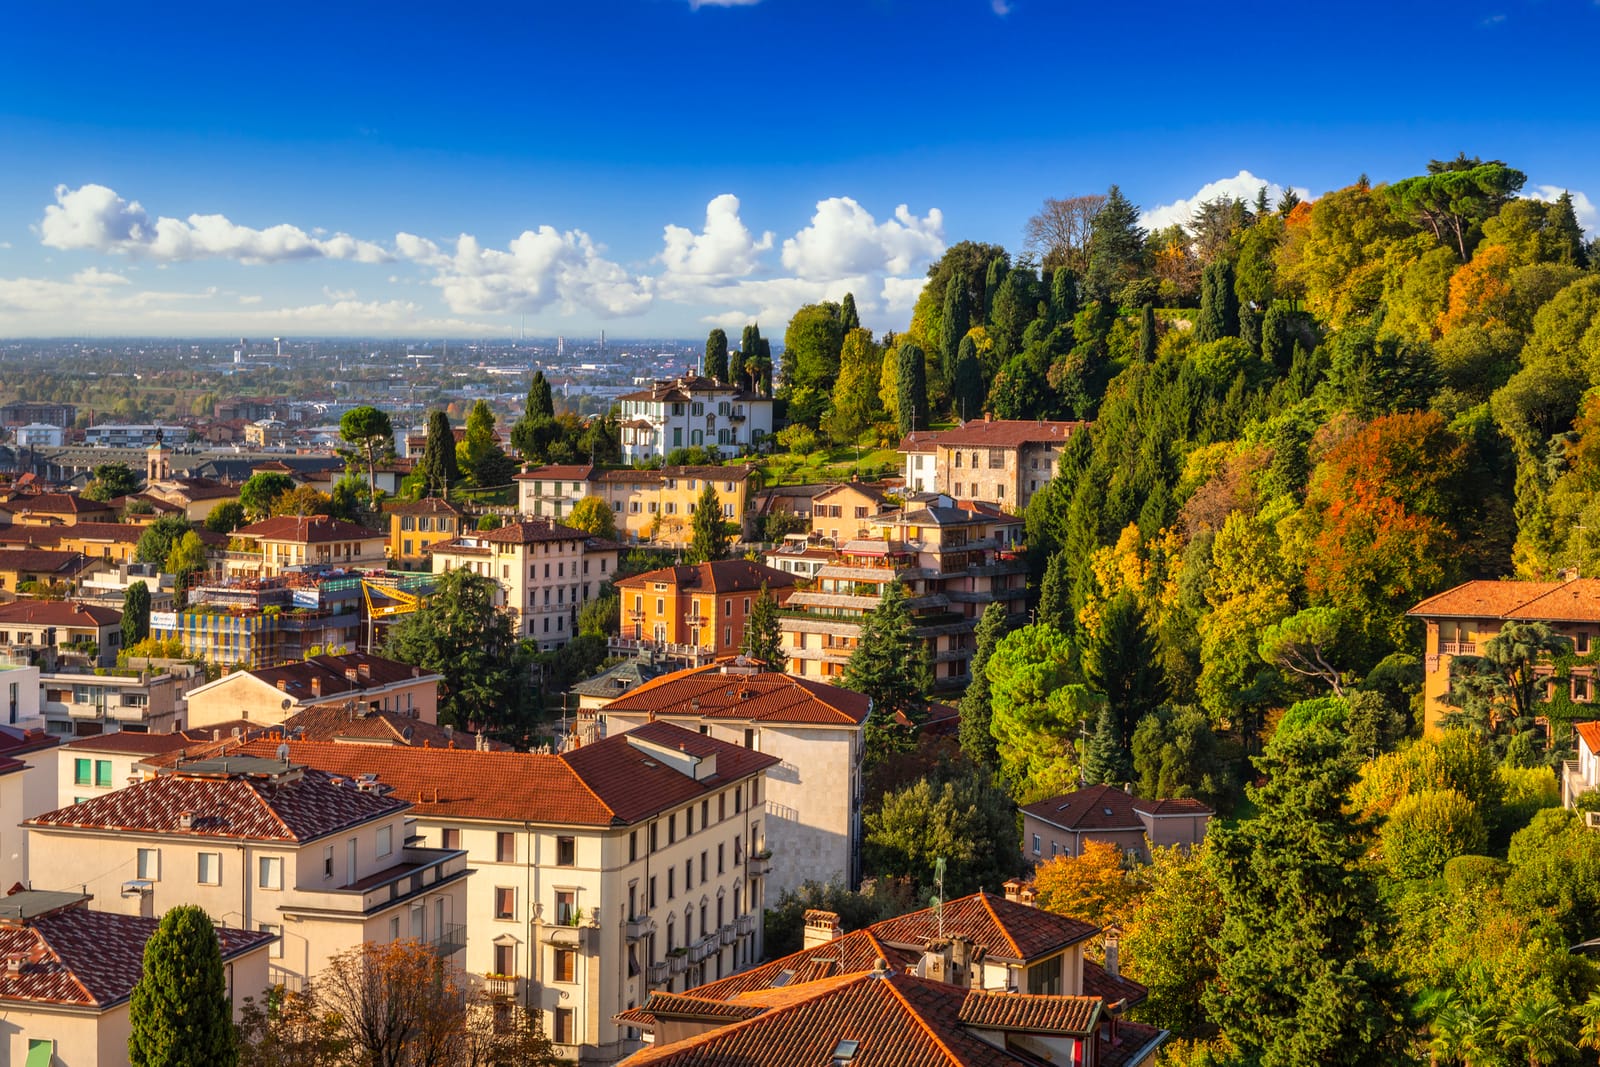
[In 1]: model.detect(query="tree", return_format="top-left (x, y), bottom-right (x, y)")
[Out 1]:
top-left (939, 274), bottom-right (970, 402)
top-left (1545, 190), bottom-right (1590, 268)
top-left (1257, 607), bottom-right (1350, 695)
top-left (122, 580), bottom-right (151, 648)
top-left (895, 342), bottom-right (929, 436)
top-left (827, 328), bottom-right (883, 441)
top-left (567, 495), bottom-right (617, 540)
top-left (317, 939), bottom-right (465, 1067)
top-left (1444, 621), bottom-right (1572, 738)
top-left (204, 499), bottom-right (246, 533)
top-left (1204, 724), bottom-right (1406, 1064)
top-left (525, 370), bottom-right (555, 420)
top-left (951, 334), bottom-right (984, 422)
top-left (843, 581), bottom-right (931, 766)
top-left (1497, 992), bottom-right (1576, 1067)
top-left (135, 514), bottom-right (194, 566)
top-left (1196, 259), bottom-right (1239, 342)
top-left (1082, 591), bottom-right (1166, 752)
top-left (1123, 847), bottom-right (1225, 1039)
top-left (463, 1000), bottom-right (565, 1067)
top-left (239, 471), bottom-right (296, 520)
top-left (1050, 266), bottom-right (1079, 322)
top-left (419, 410), bottom-right (460, 497)
top-left (839, 291), bottom-right (861, 332)
top-left (704, 328), bottom-right (729, 381)
top-left (740, 582), bottom-right (783, 668)
top-left (1380, 788), bottom-right (1487, 880)
top-left (863, 766), bottom-right (1019, 899)
top-left (84, 461), bottom-right (140, 501)
top-left (1033, 840), bottom-right (1136, 930)
top-left (458, 400), bottom-right (513, 489)
top-left (781, 304), bottom-right (845, 427)
top-left (739, 324), bottom-right (765, 387)
top-left (1137, 305), bottom-right (1158, 363)
top-left (236, 984), bottom-right (347, 1067)
top-left (1024, 193), bottom-right (1106, 273)
top-left (165, 531), bottom-right (207, 598)
top-left (339, 405), bottom-right (394, 507)
top-left (1385, 160), bottom-right (1528, 260)
top-left (686, 481), bottom-right (729, 564)
top-left (1085, 185), bottom-right (1147, 300)
top-left (128, 905), bottom-right (238, 1067)
top-left (385, 568), bottom-right (534, 733)
top-left (1081, 702), bottom-right (1133, 786)
top-left (1131, 706), bottom-right (1237, 810)
top-left (269, 485), bottom-right (332, 518)
top-left (987, 624), bottom-right (1099, 800)
top-left (958, 603), bottom-right (1008, 769)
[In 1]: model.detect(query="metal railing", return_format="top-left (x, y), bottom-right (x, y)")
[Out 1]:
top-left (429, 923), bottom-right (467, 957)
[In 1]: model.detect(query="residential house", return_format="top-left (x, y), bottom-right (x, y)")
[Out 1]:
top-left (808, 483), bottom-right (897, 544)
top-left (0, 890), bottom-right (274, 1067)
top-left (142, 473), bottom-right (240, 523)
top-left (76, 561), bottom-right (178, 612)
top-left (618, 374), bottom-right (773, 463)
top-left (25, 755), bottom-right (470, 991)
top-left (0, 494), bottom-right (117, 527)
top-left (597, 663), bottom-right (870, 898)
top-left (228, 515), bottom-right (387, 578)
top-left (1408, 577), bottom-right (1600, 733)
top-left (385, 497), bottom-right (463, 569)
top-left (233, 722), bottom-right (779, 1063)
top-left (899, 417), bottom-right (1085, 512)
top-left (0, 725), bottom-right (61, 891)
top-left (615, 890), bottom-right (1162, 1067)
top-left (243, 419), bottom-right (290, 448)
top-left (0, 549), bottom-right (104, 596)
top-left (570, 657), bottom-right (674, 714)
top-left (0, 663), bottom-right (43, 730)
top-left (754, 484), bottom-right (832, 526)
top-left (762, 538), bottom-right (833, 582)
top-left (54, 731), bottom-right (201, 809)
top-left (1020, 785), bottom-right (1213, 864)
top-left (0, 601), bottom-right (123, 668)
top-left (13, 423), bottom-right (64, 448)
top-left (1, 522), bottom-right (145, 564)
top-left (40, 666), bottom-right (188, 736)
top-left (516, 464), bottom-right (598, 521)
top-left (182, 651), bottom-right (442, 730)
top-left (614, 561), bottom-right (797, 659)
top-left (1564, 721), bottom-right (1600, 809)
top-left (532, 465), bottom-right (760, 546)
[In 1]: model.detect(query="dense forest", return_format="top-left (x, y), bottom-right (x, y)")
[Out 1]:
top-left (774, 158), bottom-right (1600, 1064)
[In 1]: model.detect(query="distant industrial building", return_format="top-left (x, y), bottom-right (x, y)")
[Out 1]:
top-left (0, 402), bottom-right (76, 428)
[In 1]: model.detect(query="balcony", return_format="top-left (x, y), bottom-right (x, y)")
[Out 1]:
top-left (668, 950), bottom-right (689, 975)
top-left (484, 974), bottom-right (519, 1000)
top-left (278, 846), bottom-right (469, 920)
top-left (429, 923), bottom-right (467, 958)
top-left (544, 923), bottom-right (597, 951)
top-left (1440, 640), bottom-right (1478, 655)
top-left (690, 935), bottom-right (718, 963)
top-left (718, 924), bottom-right (736, 946)
top-left (648, 961), bottom-right (670, 985)
top-left (625, 916), bottom-right (652, 942)
top-left (747, 850), bottom-right (772, 877)
top-left (736, 914), bottom-right (755, 936)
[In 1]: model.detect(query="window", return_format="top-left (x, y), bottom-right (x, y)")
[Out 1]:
top-left (494, 942), bottom-right (516, 977)
top-left (324, 844), bottom-right (335, 880)
top-left (687, 807), bottom-right (694, 835)
top-left (649, 876), bottom-right (658, 909)
top-left (724, 600), bottom-right (732, 617)
top-left (668, 869), bottom-right (676, 900)
top-left (442, 828), bottom-right (461, 851)
top-left (1031, 833), bottom-right (1041, 856)
top-left (553, 948), bottom-right (576, 983)
top-left (650, 822), bottom-right (659, 852)
top-left (743, 728), bottom-right (754, 750)
top-left (137, 848), bottom-right (160, 881)
top-left (258, 855), bottom-right (283, 890)
top-left (629, 830), bottom-right (638, 862)
top-left (376, 825), bottom-right (393, 858)
top-left (73, 758), bottom-right (91, 786)
top-left (668, 814), bottom-right (677, 845)
top-left (685, 859), bottom-right (693, 891)
top-left (1576, 675), bottom-right (1593, 703)
top-left (495, 887), bottom-right (516, 920)
top-left (701, 851), bottom-right (708, 882)
top-left (556, 890), bottom-right (577, 925)
top-left (718, 843), bottom-right (725, 874)
top-left (259, 921), bottom-right (284, 959)
top-left (94, 760), bottom-right (112, 788)
top-left (702, 799), bottom-right (710, 827)
top-left (198, 852), bottom-right (221, 886)
top-left (554, 1007), bottom-right (574, 1045)
top-left (497, 832), bottom-right (515, 863)
top-left (1027, 954), bottom-right (1064, 996)
top-left (556, 836), bottom-right (576, 866)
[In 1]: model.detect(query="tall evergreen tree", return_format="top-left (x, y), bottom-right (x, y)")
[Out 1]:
top-left (420, 409), bottom-right (459, 496)
top-left (984, 256), bottom-right (1010, 323)
top-left (843, 581), bottom-right (932, 767)
top-left (951, 335), bottom-right (984, 422)
top-left (1137, 304), bottom-right (1158, 363)
top-left (1037, 550), bottom-right (1072, 633)
top-left (896, 342), bottom-right (929, 436)
top-left (128, 905), bottom-right (238, 1067)
top-left (741, 323), bottom-right (761, 374)
top-left (1051, 267), bottom-right (1079, 322)
top-left (1547, 191), bottom-right (1589, 267)
top-left (940, 273), bottom-right (970, 400)
top-left (1081, 702), bottom-right (1132, 786)
top-left (1197, 258), bottom-right (1240, 342)
top-left (686, 482), bottom-right (729, 564)
top-left (122, 580), bottom-right (151, 648)
top-left (740, 582), bottom-right (784, 668)
top-left (958, 602), bottom-right (1008, 769)
top-left (756, 336), bottom-right (774, 395)
top-left (704, 328), bottom-right (730, 382)
top-left (839, 292), bottom-right (861, 332)
top-left (525, 370), bottom-right (555, 420)
top-left (728, 344), bottom-right (745, 389)
top-left (1261, 303), bottom-right (1293, 368)
top-left (1083, 592), bottom-right (1166, 749)
top-left (1085, 185), bottom-right (1147, 300)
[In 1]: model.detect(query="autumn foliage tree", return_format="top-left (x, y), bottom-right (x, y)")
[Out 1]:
top-left (1032, 841), bottom-right (1138, 930)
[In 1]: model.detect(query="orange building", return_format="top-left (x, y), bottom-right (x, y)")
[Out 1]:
top-left (384, 497), bottom-right (463, 569)
top-left (615, 560), bottom-right (797, 657)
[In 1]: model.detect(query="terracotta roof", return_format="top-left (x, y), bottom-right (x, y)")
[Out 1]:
top-left (568, 658), bottom-right (672, 699)
top-left (0, 726), bottom-right (60, 758)
top-left (1575, 721), bottom-right (1600, 756)
top-left (1504, 579), bottom-right (1600, 623)
top-left (212, 652), bottom-right (438, 703)
top-left (899, 419), bottom-right (1086, 451)
top-left (1022, 785), bottom-right (1144, 833)
top-left (0, 600), bottom-right (121, 628)
top-left (1407, 580), bottom-right (1567, 620)
top-left (628, 992), bottom-right (767, 1024)
top-left (595, 469), bottom-right (662, 485)
top-left (60, 732), bottom-right (198, 757)
top-left (957, 989), bottom-right (1100, 1034)
top-left (602, 665), bottom-right (871, 726)
top-left (1135, 797), bottom-right (1213, 817)
top-left (1081, 959), bottom-right (1148, 1006)
top-left (515, 464), bottom-right (596, 481)
top-left (26, 764), bottom-right (408, 843)
top-left (383, 497), bottom-right (461, 517)
top-left (0, 755), bottom-right (27, 778)
top-left (480, 518), bottom-right (589, 545)
top-left (234, 515), bottom-right (382, 543)
top-left (814, 482), bottom-right (895, 504)
top-left (279, 703), bottom-right (505, 750)
top-left (0, 549), bottom-right (99, 576)
top-left (870, 892), bottom-right (1098, 963)
top-left (0, 493), bottom-right (115, 516)
top-left (0, 904), bottom-right (271, 1010)
top-left (615, 560), bottom-right (798, 595)
top-left (664, 465), bottom-right (756, 482)
top-left (225, 721), bottom-right (778, 827)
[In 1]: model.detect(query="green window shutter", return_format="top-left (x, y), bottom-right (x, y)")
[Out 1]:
top-left (27, 1038), bottom-right (55, 1067)
top-left (95, 760), bottom-right (112, 788)
top-left (74, 758), bottom-right (90, 786)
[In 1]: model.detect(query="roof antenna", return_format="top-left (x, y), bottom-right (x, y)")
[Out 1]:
top-left (932, 856), bottom-right (946, 938)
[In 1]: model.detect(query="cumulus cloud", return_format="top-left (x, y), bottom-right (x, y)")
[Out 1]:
top-left (71, 267), bottom-right (130, 286)
top-left (1140, 170), bottom-right (1313, 233)
top-left (41, 184), bottom-right (392, 264)
top-left (1529, 184), bottom-right (1599, 237)
top-left (659, 194), bottom-right (773, 281)
top-left (781, 198), bottom-right (944, 280)
top-left (400, 227), bottom-right (653, 318)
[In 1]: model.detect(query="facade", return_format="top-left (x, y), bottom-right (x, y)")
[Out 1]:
top-left (0, 725), bottom-right (61, 887)
top-left (229, 515), bottom-right (388, 578)
top-left (55, 731), bottom-right (199, 809)
top-left (900, 418), bottom-right (1084, 512)
top-left (0, 601), bottom-right (123, 668)
top-left (385, 497), bottom-right (462, 568)
top-left (152, 571), bottom-right (372, 668)
top-left (762, 539), bottom-right (832, 582)
top-left (13, 423), bottom-right (64, 448)
top-left (1021, 785), bottom-right (1213, 863)
top-left (39, 666), bottom-right (187, 736)
top-left (1408, 578), bottom-right (1600, 733)
top-left (0, 522), bottom-right (145, 564)
top-left (26, 756), bottom-right (470, 991)
top-left (516, 464), bottom-right (599, 521)
top-left (0, 891), bottom-right (274, 1067)
top-left (234, 722), bottom-right (779, 1064)
top-left (1, 402), bottom-right (77, 428)
top-left (0, 663), bottom-right (43, 730)
top-left (1566, 721), bottom-right (1600, 809)
top-left (597, 663), bottom-right (870, 899)
top-left (142, 473), bottom-right (240, 523)
top-left (183, 652), bottom-right (442, 730)
top-left (614, 561), bottom-right (797, 658)
top-left (521, 465), bottom-right (760, 546)
top-left (76, 560), bottom-right (178, 612)
top-left (808, 482), bottom-right (896, 544)
top-left (617, 374), bottom-right (773, 463)
top-left (0, 494), bottom-right (117, 527)
top-left (243, 419), bottom-right (290, 448)
top-left (82, 424), bottom-right (187, 449)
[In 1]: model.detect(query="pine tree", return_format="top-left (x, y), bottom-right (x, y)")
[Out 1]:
top-left (984, 256), bottom-right (1009, 323)
top-left (1037, 550), bottom-right (1071, 633)
top-left (940, 273), bottom-right (970, 401)
top-left (839, 292), bottom-right (861, 332)
top-left (1547, 191), bottom-right (1589, 267)
top-left (958, 602), bottom-right (1008, 769)
top-left (1197, 259), bottom-right (1240, 341)
top-left (951, 335), bottom-right (984, 422)
top-left (686, 482), bottom-right (729, 564)
top-left (1051, 267), bottom-right (1079, 322)
top-left (896, 342), bottom-right (929, 436)
top-left (844, 581), bottom-right (931, 767)
top-left (1085, 185), bottom-right (1147, 299)
top-left (122, 580), bottom-right (151, 648)
top-left (129, 905), bottom-right (238, 1067)
top-left (1081, 701), bottom-right (1131, 786)
top-left (1137, 304), bottom-right (1158, 363)
top-left (740, 582), bottom-right (784, 668)
top-left (525, 371), bottom-right (555, 420)
top-left (420, 409), bottom-right (459, 496)
top-left (704, 329), bottom-right (730, 382)
top-left (1083, 592), bottom-right (1166, 750)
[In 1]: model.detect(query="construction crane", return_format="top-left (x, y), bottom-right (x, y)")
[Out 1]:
top-left (361, 579), bottom-right (425, 653)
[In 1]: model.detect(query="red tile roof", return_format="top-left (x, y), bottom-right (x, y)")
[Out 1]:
top-left (602, 666), bottom-right (870, 726)
top-left (870, 892), bottom-right (1098, 963)
top-left (0, 600), bottom-right (121, 628)
top-left (1575, 721), bottom-right (1600, 757)
top-left (615, 560), bottom-right (798, 595)
top-left (279, 703), bottom-right (504, 749)
top-left (234, 515), bottom-right (382, 543)
top-left (480, 518), bottom-right (589, 545)
top-left (233, 652), bottom-right (438, 703)
top-left (0, 726), bottom-right (60, 759)
top-left (1504, 579), bottom-right (1600, 623)
top-left (0, 549), bottom-right (99, 576)
top-left (383, 497), bottom-right (461, 517)
top-left (1022, 785), bottom-right (1144, 833)
top-left (26, 765), bottom-right (408, 843)
top-left (0, 493), bottom-right (116, 516)
top-left (1408, 580), bottom-right (1568, 620)
top-left (515, 465), bottom-right (596, 481)
top-left (957, 989), bottom-right (1100, 1034)
top-left (60, 732), bottom-right (198, 757)
top-left (899, 419), bottom-right (1086, 452)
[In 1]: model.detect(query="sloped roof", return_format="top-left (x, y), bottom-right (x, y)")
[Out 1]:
top-left (0, 549), bottom-right (98, 576)
top-left (899, 419), bottom-right (1085, 452)
top-left (615, 560), bottom-right (797, 595)
top-left (0, 493), bottom-right (115, 516)
top-left (0, 725), bottom-right (60, 759)
top-left (480, 518), bottom-right (590, 545)
top-left (957, 989), bottom-right (1100, 1034)
top-left (0, 600), bottom-right (121, 628)
top-left (280, 702), bottom-right (503, 750)
top-left (515, 464), bottom-right (596, 482)
top-left (384, 497), bottom-right (461, 517)
top-left (568, 657), bottom-right (672, 699)
top-left (1574, 721), bottom-right (1600, 757)
top-left (207, 652), bottom-right (438, 704)
top-left (602, 665), bottom-right (870, 726)
top-left (870, 892), bottom-right (1098, 963)
top-left (1408, 580), bottom-right (1568, 620)
top-left (234, 515), bottom-right (382, 543)
top-left (1022, 785), bottom-right (1144, 834)
top-left (1504, 579), bottom-right (1600, 623)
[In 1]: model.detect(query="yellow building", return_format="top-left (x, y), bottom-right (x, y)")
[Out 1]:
top-left (0, 549), bottom-right (103, 595)
top-left (808, 482), bottom-right (896, 544)
top-left (182, 651), bottom-right (443, 730)
top-left (385, 497), bottom-right (463, 569)
top-left (592, 465), bottom-right (757, 545)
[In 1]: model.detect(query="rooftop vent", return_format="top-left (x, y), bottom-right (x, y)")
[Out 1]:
top-left (177, 810), bottom-right (194, 829)
top-left (831, 1039), bottom-right (860, 1065)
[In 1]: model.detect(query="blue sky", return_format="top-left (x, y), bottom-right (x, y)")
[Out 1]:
top-left (1, 0), bottom-right (1596, 338)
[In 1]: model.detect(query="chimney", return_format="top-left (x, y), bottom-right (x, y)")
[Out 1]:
top-left (984, 411), bottom-right (992, 423)
top-left (345, 668), bottom-right (359, 683)
top-left (358, 663), bottom-right (371, 680)
top-left (1003, 879), bottom-right (1022, 903)
top-left (803, 909), bottom-right (842, 950)
top-left (1103, 928), bottom-right (1120, 981)
top-left (276, 680), bottom-right (288, 691)
top-left (178, 810), bottom-right (194, 830)
top-left (310, 677), bottom-right (321, 698)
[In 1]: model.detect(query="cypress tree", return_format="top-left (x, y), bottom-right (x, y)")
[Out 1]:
top-left (1037, 550), bottom-right (1071, 633)
top-left (420, 409), bottom-right (459, 497)
top-left (958, 602), bottom-right (1008, 769)
top-left (1082, 592), bottom-right (1166, 749)
top-left (984, 256), bottom-right (1009, 323)
top-left (1051, 267), bottom-right (1079, 322)
top-left (839, 292), bottom-right (861, 332)
top-left (525, 371), bottom-right (554, 420)
top-left (129, 905), bottom-right (238, 1067)
top-left (1197, 259), bottom-right (1239, 342)
top-left (740, 582), bottom-right (784, 668)
top-left (1137, 304), bottom-right (1158, 363)
top-left (951, 335), bottom-right (984, 422)
top-left (844, 581), bottom-right (931, 767)
top-left (1261, 304), bottom-right (1292, 368)
top-left (728, 346), bottom-right (745, 389)
top-left (757, 337), bottom-right (773, 395)
top-left (896, 342), bottom-right (929, 436)
top-left (122, 580), bottom-right (151, 648)
top-left (1547, 191), bottom-right (1589, 267)
top-left (704, 329), bottom-right (730, 382)
top-left (686, 482), bottom-right (729, 564)
top-left (940, 273), bottom-right (970, 400)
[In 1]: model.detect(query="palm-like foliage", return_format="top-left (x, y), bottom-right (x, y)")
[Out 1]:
top-left (1496, 992), bottom-right (1574, 1067)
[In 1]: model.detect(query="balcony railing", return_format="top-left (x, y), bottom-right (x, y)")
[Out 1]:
top-left (625, 917), bottom-right (652, 942)
top-left (690, 935), bottom-right (718, 963)
top-left (1441, 640), bottom-right (1478, 655)
top-left (736, 914), bottom-right (755, 936)
top-left (484, 974), bottom-right (519, 1000)
top-left (668, 952), bottom-right (688, 975)
top-left (544, 924), bottom-right (597, 951)
top-left (747, 850), bottom-right (772, 877)
top-left (429, 923), bottom-right (467, 958)
top-left (718, 924), bottom-right (736, 946)
top-left (648, 960), bottom-right (670, 984)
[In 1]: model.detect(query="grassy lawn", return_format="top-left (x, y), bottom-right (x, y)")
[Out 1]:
top-left (760, 443), bottom-right (903, 486)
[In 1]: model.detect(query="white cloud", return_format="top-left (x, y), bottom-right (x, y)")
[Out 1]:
top-left (781, 198), bottom-right (944, 281)
top-left (1140, 170), bottom-right (1313, 233)
top-left (1529, 184), bottom-right (1599, 237)
top-left (880, 276), bottom-right (927, 316)
top-left (71, 267), bottom-right (130, 286)
top-left (659, 194), bottom-right (773, 281)
top-left (41, 184), bottom-right (392, 264)
top-left (401, 227), bottom-right (653, 318)
top-left (687, 0), bottom-right (761, 8)
top-left (992, 0), bottom-right (1013, 14)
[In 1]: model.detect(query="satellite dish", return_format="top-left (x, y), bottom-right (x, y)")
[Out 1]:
top-left (276, 743), bottom-right (290, 762)
top-left (281, 698), bottom-right (292, 711)
top-left (401, 726), bottom-right (414, 743)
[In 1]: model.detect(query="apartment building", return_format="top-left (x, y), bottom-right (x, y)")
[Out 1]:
top-left (1021, 784), bottom-right (1213, 864)
top-left (614, 561), bottom-right (797, 658)
top-left (597, 663), bottom-right (870, 899)
top-left (26, 755), bottom-right (470, 991)
top-left (39, 666), bottom-right (187, 735)
top-left (0, 601), bottom-right (123, 668)
top-left (385, 497), bottom-right (463, 568)
top-left (516, 464), bottom-right (599, 521)
top-left (82, 424), bottom-right (187, 449)
top-left (519, 464), bottom-right (759, 546)
top-left (617, 374), bottom-right (773, 463)
top-left (808, 482), bottom-right (897, 544)
top-left (150, 571), bottom-right (372, 668)
top-left (182, 651), bottom-right (442, 730)
top-left (233, 721), bottom-right (778, 1063)
top-left (0, 402), bottom-right (76, 428)
top-left (228, 515), bottom-right (388, 579)
top-left (54, 731), bottom-right (202, 809)
top-left (900, 417), bottom-right (1084, 512)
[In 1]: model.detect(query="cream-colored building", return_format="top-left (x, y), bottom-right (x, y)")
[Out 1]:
top-left (516, 464), bottom-right (600, 521)
top-left (25, 755), bottom-right (470, 991)
top-left (228, 515), bottom-right (387, 579)
top-left (233, 721), bottom-right (778, 1063)
top-left (0, 890), bottom-right (274, 1067)
top-left (182, 651), bottom-right (442, 730)
top-left (54, 731), bottom-right (200, 810)
top-left (899, 417), bottom-right (1084, 513)
top-left (40, 666), bottom-right (187, 735)
top-left (596, 663), bottom-right (869, 899)
top-left (0, 724), bottom-right (61, 890)
top-left (592, 466), bottom-right (758, 545)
